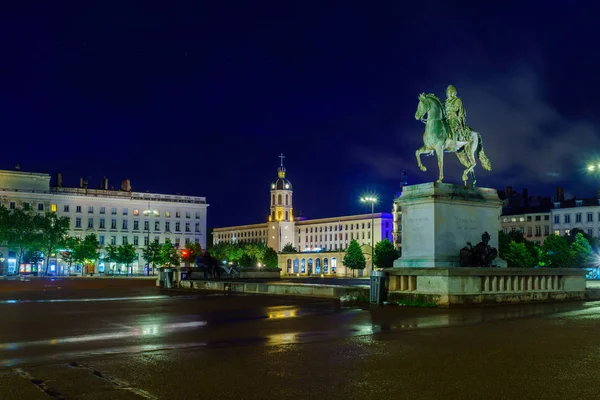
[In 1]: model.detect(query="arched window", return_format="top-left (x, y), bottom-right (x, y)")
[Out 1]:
top-left (331, 258), bottom-right (337, 274)
top-left (278, 194), bottom-right (282, 205)
top-left (315, 258), bottom-right (321, 274)
top-left (272, 194), bottom-right (275, 205)
top-left (286, 259), bottom-right (292, 274)
top-left (285, 211), bottom-right (289, 221)
top-left (308, 258), bottom-right (313, 275)
top-left (323, 258), bottom-right (329, 274)
top-left (301, 259), bottom-right (306, 274)
top-left (293, 259), bottom-right (299, 273)
top-left (286, 194), bottom-right (289, 206)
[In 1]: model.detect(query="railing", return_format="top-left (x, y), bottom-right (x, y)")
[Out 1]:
top-left (388, 275), bottom-right (417, 292)
top-left (480, 275), bottom-right (563, 293)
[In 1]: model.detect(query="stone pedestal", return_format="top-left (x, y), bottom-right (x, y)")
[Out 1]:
top-left (393, 182), bottom-right (503, 268)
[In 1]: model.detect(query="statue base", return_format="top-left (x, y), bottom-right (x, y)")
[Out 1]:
top-left (393, 182), bottom-right (506, 268)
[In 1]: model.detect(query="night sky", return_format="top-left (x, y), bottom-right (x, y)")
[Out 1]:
top-left (3, 2), bottom-right (600, 228)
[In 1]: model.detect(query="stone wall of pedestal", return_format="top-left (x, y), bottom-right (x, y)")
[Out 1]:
top-left (393, 182), bottom-right (503, 268)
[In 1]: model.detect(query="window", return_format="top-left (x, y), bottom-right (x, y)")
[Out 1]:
top-left (175, 222), bottom-right (181, 232)
top-left (154, 236), bottom-right (160, 243)
top-left (554, 215), bottom-right (560, 224)
top-left (195, 223), bottom-right (200, 232)
top-left (88, 206), bottom-right (93, 213)
top-left (545, 225), bottom-right (550, 235)
top-left (554, 230), bottom-right (560, 236)
top-left (111, 207), bottom-right (117, 215)
top-left (576, 213), bottom-right (582, 223)
top-left (88, 218), bottom-right (94, 228)
top-left (38, 203), bottom-right (44, 211)
top-left (111, 219), bottom-right (117, 229)
top-left (565, 229), bottom-right (571, 236)
top-left (123, 208), bottom-right (128, 215)
top-left (99, 235), bottom-right (105, 245)
top-left (165, 211), bottom-right (170, 218)
top-left (527, 226), bottom-right (532, 236)
top-left (535, 215), bottom-right (541, 221)
top-left (165, 221), bottom-right (170, 231)
top-left (100, 207), bottom-right (105, 214)
top-left (535, 226), bottom-right (541, 236)
top-left (176, 211), bottom-right (181, 218)
top-left (134, 221), bottom-right (139, 230)
top-left (133, 236), bottom-right (139, 246)
top-left (175, 237), bottom-right (181, 246)
top-left (503, 227), bottom-right (508, 234)
top-left (195, 238), bottom-right (200, 244)
top-left (155, 221), bottom-right (160, 231)
top-left (9, 202), bottom-right (15, 210)
top-left (588, 213), bottom-right (594, 222)
top-left (51, 204), bottom-right (57, 212)
top-left (588, 228), bottom-right (593, 236)
top-left (122, 220), bottom-right (128, 230)
top-left (76, 206), bottom-right (82, 213)
top-left (144, 221), bottom-right (149, 230)
top-left (511, 218), bottom-right (516, 222)
top-left (564, 214), bottom-right (571, 224)
top-left (519, 217), bottom-right (525, 222)
top-left (75, 217), bottom-right (82, 228)
top-left (185, 238), bottom-right (191, 245)
top-left (367, 223), bottom-right (371, 229)
top-left (99, 218), bottom-right (105, 229)
top-left (144, 236), bottom-right (149, 246)
top-left (545, 215), bottom-right (549, 221)
top-left (185, 223), bottom-right (190, 233)
top-left (526, 216), bottom-right (532, 222)
top-left (122, 236), bottom-right (128, 245)
top-left (519, 227), bottom-right (524, 234)
top-left (134, 209), bottom-right (139, 216)
top-left (111, 236), bottom-right (117, 245)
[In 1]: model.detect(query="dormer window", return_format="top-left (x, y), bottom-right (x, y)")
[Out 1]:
top-left (576, 200), bottom-right (583, 207)
top-left (553, 202), bottom-right (560, 208)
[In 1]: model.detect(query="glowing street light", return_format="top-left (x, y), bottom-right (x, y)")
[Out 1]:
top-left (360, 196), bottom-right (378, 271)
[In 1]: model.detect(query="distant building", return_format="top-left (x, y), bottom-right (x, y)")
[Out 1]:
top-left (551, 197), bottom-right (600, 239)
top-left (0, 167), bottom-right (208, 275)
top-left (213, 156), bottom-right (393, 276)
top-left (498, 186), bottom-right (554, 245)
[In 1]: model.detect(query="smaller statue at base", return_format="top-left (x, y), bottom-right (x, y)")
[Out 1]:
top-left (459, 232), bottom-right (498, 268)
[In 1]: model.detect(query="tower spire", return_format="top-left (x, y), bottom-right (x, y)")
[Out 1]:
top-left (278, 153), bottom-right (286, 178)
top-left (279, 153), bottom-right (285, 167)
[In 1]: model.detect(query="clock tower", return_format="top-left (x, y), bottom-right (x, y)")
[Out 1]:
top-left (267, 153), bottom-right (295, 252)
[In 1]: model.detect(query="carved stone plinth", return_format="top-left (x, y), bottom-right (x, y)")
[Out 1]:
top-left (393, 182), bottom-right (505, 268)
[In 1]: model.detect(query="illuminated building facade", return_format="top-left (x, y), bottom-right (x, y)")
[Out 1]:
top-left (213, 157), bottom-right (393, 276)
top-left (0, 167), bottom-right (208, 275)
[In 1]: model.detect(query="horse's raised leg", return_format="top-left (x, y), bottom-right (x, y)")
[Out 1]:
top-left (415, 146), bottom-right (429, 172)
top-left (435, 146), bottom-right (444, 183)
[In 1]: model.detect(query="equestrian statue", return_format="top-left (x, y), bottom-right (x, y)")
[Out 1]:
top-left (414, 85), bottom-right (492, 187)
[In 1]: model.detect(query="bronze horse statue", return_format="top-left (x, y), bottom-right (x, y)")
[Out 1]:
top-left (414, 93), bottom-right (491, 187)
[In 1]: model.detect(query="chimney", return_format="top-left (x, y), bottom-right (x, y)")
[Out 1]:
top-left (14, 163), bottom-right (21, 171)
top-left (56, 172), bottom-right (63, 187)
top-left (120, 179), bottom-right (132, 192)
top-left (79, 177), bottom-right (84, 188)
top-left (522, 188), bottom-right (528, 206)
top-left (82, 179), bottom-right (88, 189)
top-left (100, 177), bottom-right (108, 190)
top-left (555, 187), bottom-right (565, 203)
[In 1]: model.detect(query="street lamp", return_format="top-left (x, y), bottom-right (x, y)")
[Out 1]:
top-left (360, 196), bottom-right (378, 271)
top-left (143, 207), bottom-right (159, 275)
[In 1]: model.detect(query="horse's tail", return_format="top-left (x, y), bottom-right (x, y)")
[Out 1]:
top-left (477, 132), bottom-right (492, 171)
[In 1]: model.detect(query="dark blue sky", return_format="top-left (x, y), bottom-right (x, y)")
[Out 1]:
top-left (2, 2), bottom-right (600, 228)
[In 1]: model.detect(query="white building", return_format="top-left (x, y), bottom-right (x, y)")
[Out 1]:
top-left (213, 157), bottom-right (393, 276)
top-left (0, 167), bottom-right (209, 275)
top-left (551, 198), bottom-right (600, 238)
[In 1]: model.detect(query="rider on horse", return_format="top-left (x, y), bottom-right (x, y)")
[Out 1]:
top-left (444, 85), bottom-right (469, 142)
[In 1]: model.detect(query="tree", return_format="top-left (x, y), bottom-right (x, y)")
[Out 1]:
top-left (182, 242), bottom-right (203, 265)
top-left (61, 236), bottom-right (79, 275)
top-left (263, 247), bottom-right (279, 268)
top-left (239, 252), bottom-right (257, 267)
top-left (373, 239), bottom-right (399, 269)
top-left (542, 234), bottom-right (574, 268)
top-left (117, 243), bottom-right (138, 275)
top-left (503, 241), bottom-right (535, 268)
top-left (5, 206), bottom-right (37, 273)
top-left (104, 243), bottom-right (118, 274)
top-left (160, 239), bottom-right (181, 268)
top-left (572, 232), bottom-right (594, 267)
top-left (79, 234), bottom-right (100, 274)
top-left (143, 241), bottom-right (163, 275)
top-left (281, 243), bottom-right (297, 253)
top-left (36, 212), bottom-right (70, 274)
top-left (343, 239), bottom-right (366, 277)
top-left (499, 230), bottom-right (540, 268)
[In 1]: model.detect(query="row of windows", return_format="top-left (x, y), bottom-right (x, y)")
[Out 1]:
top-left (504, 215), bottom-right (550, 223)
top-left (299, 231), bottom-right (372, 242)
top-left (215, 230), bottom-right (267, 240)
top-left (554, 228), bottom-right (598, 237)
top-left (554, 212), bottom-right (600, 224)
top-left (272, 194), bottom-right (290, 206)
top-left (7, 202), bottom-right (201, 219)
top-left (503, 226), bottom-right (550, 236)
top-left (73, 218), bottom-right (201, 233)
top-left (299, 222), bottom-right (386, 234)
top-left (97, 235), bottom-right (200, 247)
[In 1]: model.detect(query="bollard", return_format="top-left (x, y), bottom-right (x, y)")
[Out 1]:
top-left (370, 270), bottom-right (386, 304)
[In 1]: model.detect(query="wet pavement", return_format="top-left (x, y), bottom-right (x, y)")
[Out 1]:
top-left (1, 280), bottom-right (600, 398)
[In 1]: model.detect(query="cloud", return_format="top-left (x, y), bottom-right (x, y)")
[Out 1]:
top-left (354, 66), bottom-right (600, 190)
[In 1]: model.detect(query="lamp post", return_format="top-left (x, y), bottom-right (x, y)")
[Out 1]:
top-left (143, 206), bottom-right (159, 276)
top-left (360, 196), bottom-right (378, 271)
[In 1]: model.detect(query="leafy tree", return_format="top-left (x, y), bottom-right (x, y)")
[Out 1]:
top-left (61, 236), bottom-right (79, 275)
top-left (281, 243), bottom-right (297, 253)
top-left (373, 239), bottom-right (399, 269)
top-left (343, 239), bottom-right (366, 277)
top-left (5, 207), bottom-right (37, 272)
top-left (160, 239), bottom-right (181, 268)
top-left (263, 247), bottom-right (279, 268)
top-left (104, 243), bottom-right (118, 274)
top-left (182, 242), bottom-right (203, 265)
top-left (117, 243), bottom-right (138, 274)
top-left (36, 212), bottom-right (70, 274)
top-left (143, 241), bottom-right (163, 275)
top-left (542, 234), bottom-right (574, 268)
top-left (571, 232), bottom-right (594, 267)
top-left (503, 242), bottom-right (535, 268)
top-left (499, 230), bottom-right (540, 268)
top-left (80, 234), bottom-right (100, 274)
top-left (244, 242), bottom-right (266, 262)
top-left (239, 252), bottom-right (257, 267)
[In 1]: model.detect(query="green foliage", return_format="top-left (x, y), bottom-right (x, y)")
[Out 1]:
top-left (343, 240), bottom-right (366, 273)
top-left (3, 206), bottom-right (38, 268)
top-left (373, 239), bottom-right (399, 269)
top-left (504, 241), bottom-right (535, 268)
top-left (239, 252), bottom-right (257, 267)
top-left (160, 239), bottom-right (181, 267)
top-left (143, 241), bottom-right (163, 273)
top-left (571, 232), bottom-right (593, 266)
top-left (397, 294), bottom-right (438, 308)
top-left (36, 212), bottom-right (70, 274)
top-left (542, 234), bottom-right (574, 268)
top-left (498, 230), bottom-right (540, 268)
top-left (117, 243), bottom-right (138, 265)
top-left (281, 243), bottom-right (297, 253)
top-left (182, 242), bottom-right (203, 264)
top-left (263, 247), bottom-right (279, 268)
